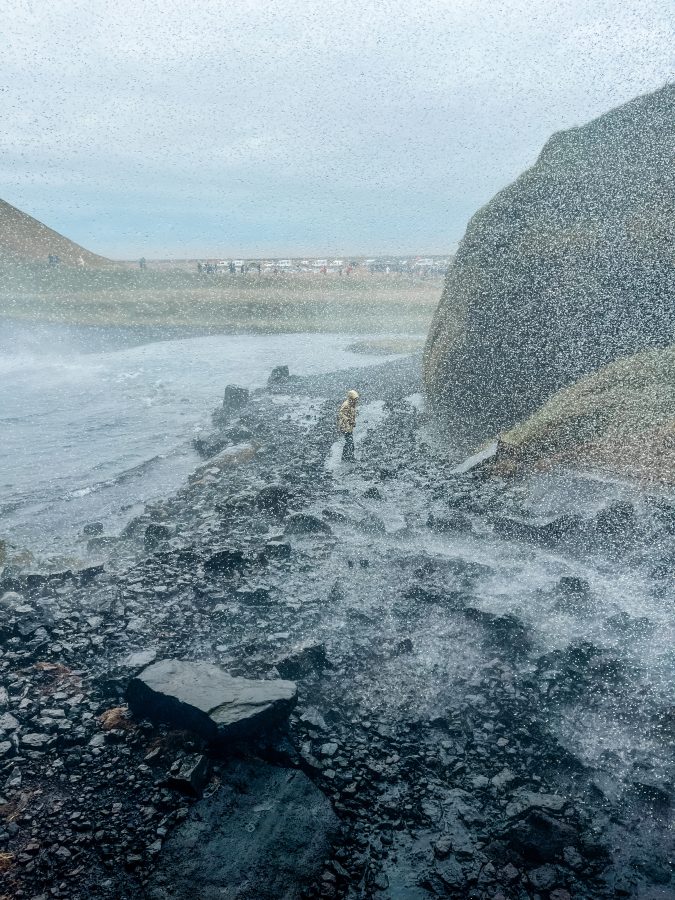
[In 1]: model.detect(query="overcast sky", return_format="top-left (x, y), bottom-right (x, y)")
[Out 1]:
top-left (2, 0), bottom-right (673, 258)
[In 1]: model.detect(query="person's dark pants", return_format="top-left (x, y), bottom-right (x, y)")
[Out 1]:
top-left (342, 432), bottom-right (355, 461)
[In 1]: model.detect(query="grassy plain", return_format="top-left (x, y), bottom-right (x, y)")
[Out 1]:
top-left (0, 263), bottom-right (442, 334)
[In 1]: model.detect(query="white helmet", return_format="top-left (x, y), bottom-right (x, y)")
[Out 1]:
top-left (347, 390), bottom-right (359, 400)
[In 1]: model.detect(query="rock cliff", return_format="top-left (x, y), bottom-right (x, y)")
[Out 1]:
top-left (424, 84), bottom-right (675, 447)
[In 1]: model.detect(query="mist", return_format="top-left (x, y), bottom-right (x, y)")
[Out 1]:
top-left (1, 3), bottom-right (675, 899)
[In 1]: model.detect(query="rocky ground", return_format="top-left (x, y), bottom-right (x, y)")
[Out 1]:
top-left (2, 358), bottom-right (675, 899)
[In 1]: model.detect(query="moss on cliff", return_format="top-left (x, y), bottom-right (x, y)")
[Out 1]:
top-left (492, 347), bottom-right (675, 483)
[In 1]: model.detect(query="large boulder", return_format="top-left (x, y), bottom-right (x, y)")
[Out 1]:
top-left (146, 758), bottom-right (338, 900)
top-left (126, 659), bottom-right (297, 743)
top-left (424, 84), bottom-right (675, 448)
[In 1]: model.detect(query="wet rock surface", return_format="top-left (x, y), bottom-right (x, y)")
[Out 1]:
top-left (1, 360), bottom-right (675, 898)
top-left (147, 759), bottom-right (339, 899)
top-left (127, 658), bottom-right (298, 743)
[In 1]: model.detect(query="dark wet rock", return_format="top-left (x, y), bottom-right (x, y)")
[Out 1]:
top-left (211, 385), bottom-right (250, 427)
top-left (562, 846), bottom-right (583, 870)
top-left (0, 711), bottom-right (20, 732)
top-left (504, 810), bottom-right (579, 863)
top-left (284, 513), bottom-right (333, 536)
top-left (235, 587), bottom-right (271, 605)
top-left (0, 595), bottom-right (50, 643)
top-left (527, 863), bottom-right (557, 890)
top-left (126, 659), bottom-right (298, 744)
top-left (167, 753), bottom-right (212, 798)
top-left (327, 580), bottom-right (344, 603)
top-left (82, 522), bottom-right (104, 537)
top-left (267, 365), bottom-right (290, 386)
top-left (392, 637), bottom-right (414, 656)
top-left (263, 540), bottom-right (292, 560)
top-left (359, 512), bottom-right (386, 534)
top-left (225, 424), bottom-right (254, 443)
top-left (21, 732), bottom-right (55, 751)
top-left (363, 486), bottom-right (382, 500)
top-left (78, 562), bottom-right (105, 583)
top-left (492, 514), bottom-right (584, 547)
top-left (146, 758), bottom-right (338, 900)
top-left (631, 851), bottom-right (673, 885)
top-left (427, 510), bottom-right (472, 532)
top-left (274, 642), bottom-right (329, 679)
top-left (433, 834), bottom-right (454, 860)
top-left (552, 576), bottom-right (593, 613)
top-left (193, 433), bottom-right (229, 458)
top-left (204, 547), bottom-right (248, 575)
top-left (256, 484), bottom-right (292, 517)
top-left (87, 534), bottom-right (119, 553)
top-left (628, 776), bottom-right (673, 810)
top-left (606, 611), bottom-right (655, 638)
top-left (505, 790), bottom-right (567, 819)
top-left (195, 425), bottom-right (253, 458)
top-left (593, 500), bottom-right (639, 545)
top-left (464, 609), bottom-right (532, 655)
top-left (222, 384), bottom-right (250, 411)
top-left (144, 523), bottom-right (173, 549)
top-left (536, 641), bottom-right (628, 700)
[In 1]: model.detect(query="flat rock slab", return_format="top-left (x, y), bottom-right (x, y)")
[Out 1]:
top-left (126, 659), bottom-right (297, 744)
top-left (146, 759), bottom-right (338, 900)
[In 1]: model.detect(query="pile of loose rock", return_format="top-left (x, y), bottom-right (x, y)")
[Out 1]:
top-left (2, 375), bottom-right (675, 898)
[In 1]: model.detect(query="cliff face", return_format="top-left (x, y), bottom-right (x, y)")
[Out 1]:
top-left (424, 84), bottom-right (675, 447)
top-left (0, 198), bottom-right (111, 267)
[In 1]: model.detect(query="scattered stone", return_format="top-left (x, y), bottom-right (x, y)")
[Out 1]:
top-left (21, 733), bottom-right (54, 750)
top-left (122, 649), bottom-right (158, 670)
top-left (99, 706), bottom-right (134, 731)
top-left (528, 864), bottom-right (557, 890)
top-left (284, 513), bottom-right (333, 536)
top-left (256, 484), bottom-right (292, 517)
top-left (275, 642), bottom-right (328, 679)
top-left (427, 510), bottom-right (472, 532)
top-left (433, 835), bottom-right (454, 860)
top-left (127, 659), bottom-right (298, 743)
top-left (491, 767), bottom-right (516, 789)
top-left (82, 522), bottom-right (104, 537)
top-left (145, 523), bottom-right (172, 549)
top-left (222, 384), bottom-right (250, 412)
top-left (593, 500), bottom-right (638, 543)
top-left (267, 365), bottom-right (290, 386)
top-left (204, 547), bottom-right (248, 575)
top-left (505, 790), bottom-right (566, 819)
top-left (504, 810), bottom-right (578, 863)
top-left (264, 540), bottom-right (292, 560)
top-left (168, 753), bottom-right (212, 798)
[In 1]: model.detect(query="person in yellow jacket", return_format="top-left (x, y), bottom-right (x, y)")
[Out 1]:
top-left (337, 390), bottom-right (359, 461)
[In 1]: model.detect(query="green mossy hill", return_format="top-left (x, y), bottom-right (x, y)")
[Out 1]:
top-left (424, 84), bottom-right (675, 449)
top-left (0, 198), bottom-right (112, 267)
top-left (491, 347), bottom-right (675, 483)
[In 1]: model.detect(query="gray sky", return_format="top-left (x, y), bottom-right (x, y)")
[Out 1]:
top-left (2, 0), bottom-right (673, 258)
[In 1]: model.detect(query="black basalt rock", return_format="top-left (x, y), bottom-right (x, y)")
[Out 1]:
top-left (146, 758), bottom-right (338, 900)
top-left (126, 659), bottom-right (298, 744)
